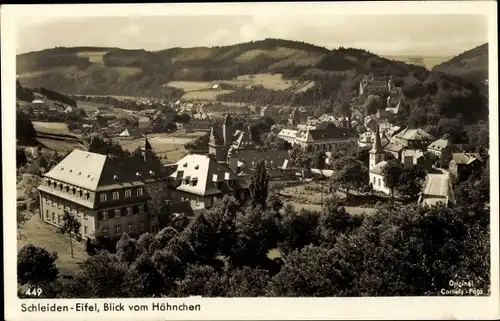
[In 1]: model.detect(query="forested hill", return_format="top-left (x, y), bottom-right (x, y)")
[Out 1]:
top-left (16, 79), bottom-right (77, 107)
top-left (17, 38), bottom-right (429, 98)
top-left (432, 43), bottom-right (488, 86)
top-left (17, 39), bottom-right (488, 128)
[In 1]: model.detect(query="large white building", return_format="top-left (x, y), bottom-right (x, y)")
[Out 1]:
top-left (278, 127), bottom-right (357, 152)
top-left (277, 129), bottom-right (298, 145)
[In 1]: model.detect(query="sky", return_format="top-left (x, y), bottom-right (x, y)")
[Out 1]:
top-left (16, 12), bottom-right (488, 57)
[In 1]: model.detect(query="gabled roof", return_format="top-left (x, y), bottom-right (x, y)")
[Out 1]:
top-left (170, 154), bottom-right (242, 196)
top-left (369, 160), bottom-right (388, 175)
top-left (42, 150), bottom-right (169, 192)
top-left (44, 150), bottom-right (107, 190)
top-left (451, 153), bottom-right (482, 165)
top-left (396, 128), bottom-right (434, 141)
top-left (278, 129), bottom-right (298, 137)
top-left (428, 139), bottom-right (449, 151)
top-left (296, 128), bottom-right (356, 142)
top-left (384, 141), bottom-right (404, 152)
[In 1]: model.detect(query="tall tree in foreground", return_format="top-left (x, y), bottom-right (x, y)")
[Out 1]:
top-left (381, 159), bottom-right (404, 198)
top-left (18, 244), bottom-right (59, 286)
top-left (330, 156), bottom-right (367, 199)
top-left (396, 165), bottom-right (427, 199)
top-left (60, 210), bottom-right (81, 258)
top-left (249, 159), bottom-right (269, 209)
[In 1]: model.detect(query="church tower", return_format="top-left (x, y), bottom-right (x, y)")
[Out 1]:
top-left (141, 136), bottom-right (153, 162)
top-left (208, 127), bottom-right (226, 163)
top-left (222, 114), bottom-right (234, 147)
top-left (369, 126), bottom-right (384, 168)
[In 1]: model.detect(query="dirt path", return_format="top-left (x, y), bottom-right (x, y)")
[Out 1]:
top-left (18, 214), bottom-right (87, 277)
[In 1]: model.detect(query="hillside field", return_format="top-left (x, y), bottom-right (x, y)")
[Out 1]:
top-left (76, 51), bottom-right (108, 64)
top-left (117, 132), bottom-right (206, 162)
top-left (181, 90), bottom-right (234, 101)
top-left (167, 73), bottom-right (297, 93)
top-left (32, 122), bottom-right (70, 134)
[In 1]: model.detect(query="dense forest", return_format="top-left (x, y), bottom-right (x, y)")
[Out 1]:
top-left (433, 43), bottom-right (488, 86)
top-left (16, 79), bottom-right (77, 107)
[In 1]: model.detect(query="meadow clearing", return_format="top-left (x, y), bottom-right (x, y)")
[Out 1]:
top-left (181, 90), bottom-right (234, 101)
top-left (117, 132), bottom-right (206, 162)
top-left (76, 51), bottom-right (108, 64)
top-left (167, 73), bottom-right (300, 95)
top-left (32, 122), bottom-right (70, 134)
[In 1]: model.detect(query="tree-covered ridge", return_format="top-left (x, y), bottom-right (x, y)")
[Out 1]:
top-left (16, 38), bottom-right (432, 99)
top-left (16, 79), bottom-right (77, 107)
top-left (432, 43), bottom-right (488, 86)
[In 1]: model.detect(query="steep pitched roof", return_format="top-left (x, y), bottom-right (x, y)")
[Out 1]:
top-left (44, 150), bottom-right (107, 190)
top-left (397, 128), bottom-right (435, 141)
top-left (170, 154), bottom-right (242, 196)
top-left (143, 137), bottom-right (152, 150)
top-left (296, 128), bottom-right (356, 142)
top-left (369, 160), bottom-right (388, 175)
top-left (43, 150), bottom-right (169, 192)
top-left (451, 153), bottom-right (482, 165)
top-left (278, 129), bottom-right (298, 138)
top-left (384, 141), bottom-right (404, 152)
top-left (428, 139), bottom-right (449, 151)
top-left (371, 126), bottom-right (383, 153)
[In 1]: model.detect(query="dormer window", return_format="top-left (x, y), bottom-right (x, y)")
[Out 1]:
top-left (136, 172), bottom-right (142, 179)
top-left (113, 175), bottom-right (119, 180)
top-left (194, 165), bottom-right (199, 170)
top-left (183, 163), bottom-right (188, 167)
top-left (149, 170), bottom-right (155, 176)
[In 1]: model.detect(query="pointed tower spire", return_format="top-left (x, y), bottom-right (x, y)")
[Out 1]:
top-left (144, 136), bottom-right (152, 150)
top-left (369, 125), bottom-right (384, 168)
top-left (141, 135), bottom-right (153, 161)
top-left (373, 125), bottom-right (382, 152)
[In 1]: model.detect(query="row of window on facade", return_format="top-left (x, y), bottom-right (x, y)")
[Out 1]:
top-left (102, 222), bottom-right (145, 238)
top-left (99, 188), bottom-right (144, 202)
top-left (99, 205), bottom-right (145, 220)
top-left (45, 210), bottom-right (89, 235)
top-left (44, 198), bottom-right (89, 218)
top-left (47, 180), bottom-right (91, 200)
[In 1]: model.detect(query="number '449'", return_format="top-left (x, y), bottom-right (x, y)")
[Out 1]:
top-left (25, 288), bottom-right (43, 296)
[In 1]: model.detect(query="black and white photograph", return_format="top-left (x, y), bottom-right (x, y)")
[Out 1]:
top-left (2, 2), bottom-right (499, 320)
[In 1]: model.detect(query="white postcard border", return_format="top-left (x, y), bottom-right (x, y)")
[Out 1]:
top-left (2, 2), bottom-right (499, 320)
